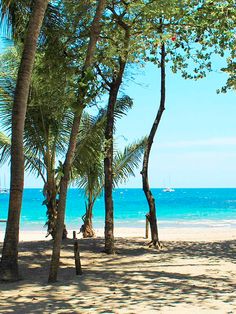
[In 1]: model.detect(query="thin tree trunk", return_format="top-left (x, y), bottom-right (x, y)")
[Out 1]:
top-left (141, 44), bottom-right (166, 248)
top-left (104, 87), bottom-right (117, 254)
top-left (103, 18), bottom-right (130, 254)
top-left (0, 0), bottom-right (49, 282)
top-left (48, 0), bottom-right (106, 283)
top-left (104, 61), bottom-right (126, 254)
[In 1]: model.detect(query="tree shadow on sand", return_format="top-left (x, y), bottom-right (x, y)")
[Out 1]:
top-left (0, 238), bottom-right (235, 313)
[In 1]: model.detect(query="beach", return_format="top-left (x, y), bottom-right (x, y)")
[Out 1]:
top-left (1, 227), bottom-right (236, 313)
top-left (1, 0), bottom-right (236, 311)
top-left (1, 226), bottom-right (236, 242)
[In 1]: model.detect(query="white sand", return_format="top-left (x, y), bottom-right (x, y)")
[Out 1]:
top-left (0, 227), bottom-right (236, 313)
top-left (1, 226), bottom-right (236, 242)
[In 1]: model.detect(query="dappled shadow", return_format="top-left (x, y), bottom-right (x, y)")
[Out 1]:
top-left (0, 237), bottom-right (236, 313)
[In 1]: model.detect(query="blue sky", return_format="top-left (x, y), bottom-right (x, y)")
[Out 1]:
top-left (0, 36), bottom-right (235, 188)
top-left (117, 59), bottom-right (236, 188)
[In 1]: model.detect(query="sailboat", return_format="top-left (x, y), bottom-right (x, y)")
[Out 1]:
top-left (162, 177), bottom-right (175, 192)
top-left (0, 176), bottom-right (9, 194)
top-left (163, 187), bottom-right (175, 192)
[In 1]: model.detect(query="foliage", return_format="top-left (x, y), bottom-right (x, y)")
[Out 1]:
top-left (74, 95), bottom-right (146, 207)
top-left (0, 131), bottom-right (10, 163)
top-left (0, 0), bottom-right (235, 241)
top-left (219, 58), bottom-right (236, 93)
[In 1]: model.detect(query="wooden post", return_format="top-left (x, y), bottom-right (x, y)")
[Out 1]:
top-left (74, 240), bottom-right (82, 275)
top-left (73, 231), bottom-right (77, 240)
top-left (145, 215), bottom-right (149, 239)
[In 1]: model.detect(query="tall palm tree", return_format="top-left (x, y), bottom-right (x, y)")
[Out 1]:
top-left (48, 0), bottom-right (107, 284)
top-left (0, 0), bottom-right (49, 281)
top-left (0, 37), bottom-right (74, 240)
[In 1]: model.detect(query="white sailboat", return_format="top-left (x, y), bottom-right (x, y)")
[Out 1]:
top-left (163, 187), bottom-right (175, 193)
top-left (0, 175), bottom-right (9, 194)
top-left (162, 177), bottom-right (175, 192)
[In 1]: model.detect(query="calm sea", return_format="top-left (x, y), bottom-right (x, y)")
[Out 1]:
top-left (0, 188), bottom-right (236, 231)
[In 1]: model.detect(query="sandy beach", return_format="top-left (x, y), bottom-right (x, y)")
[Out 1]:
top-left (0, 227), bottom-right (236, 313)
top-left (1, 226), bottom-right (236, 242)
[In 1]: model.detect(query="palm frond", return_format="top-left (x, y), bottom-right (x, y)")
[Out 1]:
top-left (114, 95), bottom-right (133, 122)
top-left (113, 137), bottom-right (147, 186)
top-left (73, 110), bottom-right (106, 198)
top-left (1, 1), bottom-right (61, 42)
top-left (0, 131), bottom-right (11, 163)
top-left (24, 148), bottom-right (46, 182)
top-left (0, 47), bottom-right (17, 134)
top-left (0, 129), bottom-right (47, 181)
top-left (75, 111), bottom-right (105, 167)
top-left (1, 0), bottom-right (32, 41)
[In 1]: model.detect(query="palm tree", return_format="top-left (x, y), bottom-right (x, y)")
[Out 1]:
top-left (0, 0), bottom-right (49, 281)
top-left (0, 37), bottom-right (74, 240)
top-left (76, 134), bottom-right (147, 238)
top-left (48, 0), bottom-right (107, 284)
top-left (74, 97), bottom-right (146, 238)
top-left (73, 112), bottom-right (105, 237)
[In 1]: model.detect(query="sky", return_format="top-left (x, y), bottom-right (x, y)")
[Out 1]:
top-left (0, 36), bottom-right (236, 189)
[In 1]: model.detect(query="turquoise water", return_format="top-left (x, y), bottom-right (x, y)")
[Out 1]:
top-left (0, 36), bottom-right (12, 53)
top-left (0, 188), bottom-right (236, 231)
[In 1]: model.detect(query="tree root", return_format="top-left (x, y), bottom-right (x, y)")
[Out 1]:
top-left (147, 240), bottom-right (162, 249)
top-left (79, 223), bottom-right (95, 238)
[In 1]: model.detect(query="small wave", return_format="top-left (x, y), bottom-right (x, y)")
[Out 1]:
top-left (158, 219), bottom-right (236, 228)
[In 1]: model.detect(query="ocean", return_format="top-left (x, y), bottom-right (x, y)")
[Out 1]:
top-left (0, 188), bottom-right (236, 232)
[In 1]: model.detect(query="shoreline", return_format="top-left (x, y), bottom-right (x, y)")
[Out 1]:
top-left (1, 226), bottom-right (236, 242)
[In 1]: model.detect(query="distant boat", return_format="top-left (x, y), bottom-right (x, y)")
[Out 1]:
top-left (0, 188), bottom-right (8, 194)
top-left (0, 176), bottom-right (9, 194)
top-left (163, 187), bottom-right (175, 193)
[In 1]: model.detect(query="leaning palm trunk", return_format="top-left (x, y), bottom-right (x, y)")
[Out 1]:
top-left (43, 169), bottom-right (68, 240)
top-left (48, 0), bottom-right (107, 283)
top-left (141, 44), bottom-right (166, 248)
top-left (81, 196), bottom-right (95, 238)
top-left (43, 178), bottom-right (59, 239)
top-left (45, 200), bottom-right (68, 240)
top-left (0, 0), bottom-right (49, 282)
top-left (44, 184), bottom-right (58, 238)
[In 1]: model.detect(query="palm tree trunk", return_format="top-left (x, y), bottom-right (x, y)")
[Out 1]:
top-left (44, 160), bottom-right (68, 240)
top-left (48, 0), bottom-right (106, 283)
top-left (82, 194), bottom-right (95, 238)
top-left (0, 0), bottom-right (49, 282)
top-left (141, 44), bottom-right (166, 248)
top-left (44, 176), bottom-right (58, 239)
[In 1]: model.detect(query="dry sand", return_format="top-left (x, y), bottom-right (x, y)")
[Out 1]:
top-left (0, 228), bottom-right (236, 313)
top-left (1, 226), bottom-right (236, 242)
